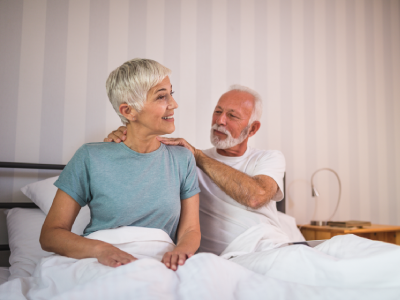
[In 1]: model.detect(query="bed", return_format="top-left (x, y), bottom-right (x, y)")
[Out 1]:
top-left (0, 161), bottom-right (399, 300)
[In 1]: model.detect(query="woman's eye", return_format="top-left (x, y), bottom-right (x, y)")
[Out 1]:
top-left (157, 95), bottom-right (166, 100)
top-left (170, 91), bottom-right (175, 96)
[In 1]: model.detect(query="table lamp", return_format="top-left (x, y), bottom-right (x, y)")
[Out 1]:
top-left (310, 168), bottom-right (342, 226)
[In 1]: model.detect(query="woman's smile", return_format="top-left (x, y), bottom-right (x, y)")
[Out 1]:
top-left (162, 114), bottom-right (174, 122)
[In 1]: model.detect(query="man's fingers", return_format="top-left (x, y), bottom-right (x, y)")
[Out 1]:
top-left (157, 137), bottom-right (196, 155)
top-left (111, 130), bottom-right (126, 142)
top-left (157, 139), bottom-right (181, 145)
top-left (157, 137), bottom-right (179, 142)
top-left (118, 126), bottom-right (127, 135)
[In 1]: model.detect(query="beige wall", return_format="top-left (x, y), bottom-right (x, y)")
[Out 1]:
top-left (1, 0), bottom-right (399, 244)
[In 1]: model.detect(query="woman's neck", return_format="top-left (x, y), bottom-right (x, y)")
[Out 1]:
top-left (123, 124), bottom-right (161, 153)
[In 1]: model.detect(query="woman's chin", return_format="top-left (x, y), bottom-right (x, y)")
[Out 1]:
top-left (159, 125), bottom-right (175, 135)
top-left (165, 128), bottom-right (175, 135)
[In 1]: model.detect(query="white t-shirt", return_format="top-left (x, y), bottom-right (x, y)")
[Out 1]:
top-left (197, 147), bottom-right (286, 255)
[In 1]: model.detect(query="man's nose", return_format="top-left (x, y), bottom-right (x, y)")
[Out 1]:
top-left (216, 113), bottom-right (226, 125)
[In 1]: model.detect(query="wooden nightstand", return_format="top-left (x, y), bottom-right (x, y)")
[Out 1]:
top-left (299, 224), bottom-right (400, 245)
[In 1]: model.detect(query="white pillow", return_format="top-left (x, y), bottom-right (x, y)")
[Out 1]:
top-left (5, 205), bottom-right (91, 281)
top-left (20, 176), bottom-right (91, 234)
top-left (21, 176), bottom-right (59, 215)
top-left (6, 208), bottom-right (53, 280)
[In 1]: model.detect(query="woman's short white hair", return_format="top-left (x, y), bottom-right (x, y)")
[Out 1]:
top-left (106, 58), bottom-right (171, 124)
top-left (228, 84), bottom-right (262, 125)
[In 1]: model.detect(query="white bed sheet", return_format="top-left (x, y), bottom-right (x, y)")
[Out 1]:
top-left (0, 267), bottom-right (9, 285)
top-left (0, 225), bottom-right (399, 300)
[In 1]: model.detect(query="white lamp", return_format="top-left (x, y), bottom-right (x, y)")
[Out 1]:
top-left (310, 168), bottom-right (342, 226)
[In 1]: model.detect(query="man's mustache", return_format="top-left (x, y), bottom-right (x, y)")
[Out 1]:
top-left (211, 124), bottom-right (231, 137)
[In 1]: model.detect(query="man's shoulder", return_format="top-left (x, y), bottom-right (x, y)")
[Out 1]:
top-left (248, 148), bottom-right (285, 160)
top-left (201, 147), bottom-right (215, 157)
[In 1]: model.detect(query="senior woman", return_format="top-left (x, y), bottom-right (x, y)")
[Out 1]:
top-left (40, 58), bottom-right (201, 271)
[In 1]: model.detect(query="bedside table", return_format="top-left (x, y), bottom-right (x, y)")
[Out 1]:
top-left (299, 224), bottom-right (400, 245)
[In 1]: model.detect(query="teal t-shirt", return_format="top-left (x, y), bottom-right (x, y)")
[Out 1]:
top-left (54, 142), bottom-right (200, 241)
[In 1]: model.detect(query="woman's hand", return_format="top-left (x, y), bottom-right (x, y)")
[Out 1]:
top-left (161, 248), bottom-right (194, 271)
top-left (95, 243), bottom-right (137, 268)
top-left (162, 194), bottom-right (201, 271)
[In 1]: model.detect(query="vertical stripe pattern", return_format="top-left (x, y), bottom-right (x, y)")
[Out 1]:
top-left (0, 0), bottom-right (399, 234)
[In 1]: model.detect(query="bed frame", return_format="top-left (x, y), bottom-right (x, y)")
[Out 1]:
top-left (0, 161), bottom-right (286, 252)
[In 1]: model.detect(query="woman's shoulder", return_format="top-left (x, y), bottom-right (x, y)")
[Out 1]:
top-left (164, 145), bottom-right (194, 160)
top-left (80, 142), bottom-right (119, 151)
top-left (73, 142), bottom-right (120, 158)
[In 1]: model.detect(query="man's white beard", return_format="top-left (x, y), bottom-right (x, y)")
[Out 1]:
top-left (210, 124), bottom-right (250, 150)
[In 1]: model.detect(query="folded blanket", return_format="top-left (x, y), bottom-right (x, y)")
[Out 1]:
top-left (221, 223), bottom-right (400, 289)
top-left (1, 225), bottom-right (400, 300)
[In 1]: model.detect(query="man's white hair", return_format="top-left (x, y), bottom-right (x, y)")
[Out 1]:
top-left (228, 84), bottom-right (262, 125)
top-left (106, 58), bottom-right (171, 124)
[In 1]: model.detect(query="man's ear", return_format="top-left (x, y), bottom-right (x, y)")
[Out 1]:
top-left (248, 121), bottom-right (261, 138)
top-left (119, 103), bottom-right (137, 122)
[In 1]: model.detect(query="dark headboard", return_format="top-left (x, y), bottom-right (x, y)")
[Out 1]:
top-left (276, 173), bottom-right (286, 214)
top-left (0, 161), bottom-right (65, 210)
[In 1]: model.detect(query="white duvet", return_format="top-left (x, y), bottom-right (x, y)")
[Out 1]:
top-left (1, 225), bottom-right (399, 300)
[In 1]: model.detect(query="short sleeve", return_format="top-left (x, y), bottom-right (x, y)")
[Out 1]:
top-left (54, 145), bottom-right (91, 207)
top-left (253, 150), bottom-right (286, 201)
top-left (180, 154), bottom-right (201, 200)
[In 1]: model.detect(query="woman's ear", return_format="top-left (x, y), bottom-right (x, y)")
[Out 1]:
top-left (119, 104), bottom-right (137, 122)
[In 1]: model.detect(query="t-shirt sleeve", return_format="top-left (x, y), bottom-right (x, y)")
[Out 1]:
top-left (54, 145), bottom-right (91, 207)
top-left (180, 153), bottom-right (201, 200)
top-left (253, 150), bottom-right (286, 201)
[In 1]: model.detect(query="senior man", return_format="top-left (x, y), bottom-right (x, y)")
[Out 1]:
top-left (106, 85), bottom-right (300, 255)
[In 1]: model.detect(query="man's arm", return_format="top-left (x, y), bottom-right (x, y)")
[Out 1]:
top-left (195, 151), bottom-right (278, 209)
top-left (156, 137), bottom-right (279, 209)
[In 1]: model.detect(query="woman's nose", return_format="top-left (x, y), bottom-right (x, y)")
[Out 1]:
top-left (168, 96), bottom-right (178, 110)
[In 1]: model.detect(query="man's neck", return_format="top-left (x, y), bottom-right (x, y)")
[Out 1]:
top-left (216, 139), bottom-right (248, 157)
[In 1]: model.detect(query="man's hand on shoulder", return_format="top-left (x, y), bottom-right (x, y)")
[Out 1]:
top-left (104, 126), bottom-right (127, 143)
top-left (157, 137), bottom-right (202, 160)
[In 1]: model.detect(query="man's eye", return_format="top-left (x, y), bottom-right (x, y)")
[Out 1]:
top-left (214, 111), bottom-right (221, 114)
top-left (229, 114), bottom-right (237, 118)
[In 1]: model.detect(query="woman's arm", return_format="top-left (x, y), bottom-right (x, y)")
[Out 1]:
top-left (40, 189), bottom-right (136, 267)
top-left (162, 194), bottom-right (201, 271)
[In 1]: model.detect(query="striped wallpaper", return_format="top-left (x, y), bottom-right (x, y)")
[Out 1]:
top-left (0, 0), bottom-right (399, 243)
